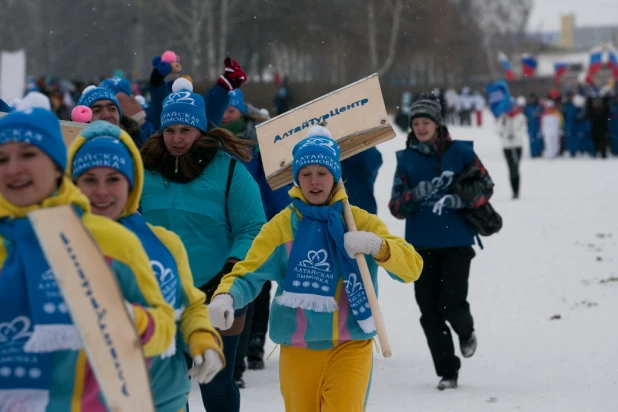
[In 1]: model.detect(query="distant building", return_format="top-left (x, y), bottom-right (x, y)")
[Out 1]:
top-left (555, 14), bottom-right (618, 51)
top-left (520, 14), bottom-right (617, 87)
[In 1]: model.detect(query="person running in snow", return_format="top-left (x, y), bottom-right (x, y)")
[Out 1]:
top-left (389, 98), bottom-right (494, 390)
top-left (219, 89), bottom-right (292, 387)
top-left (540, 100), bottom-right (563, 159)
top-left (496, 98), bottom-right (526, 199)
top-left (208, 125), bottom-right (423, 412)
top-left (68, 121), bottom-right (226, 411)
top-left (139, 78), bottom-right (265, 412)
top-left (0, 107), bottom-right (175, 411)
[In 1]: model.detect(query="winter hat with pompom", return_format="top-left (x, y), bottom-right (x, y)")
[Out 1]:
top-left (71, 105), bottom-right (93, 123)
top-left (13, 91), bottom-right (52, 112)
top-left (72, 134), bottom-right (134, 188)
top-left (228, 89), bottom-right (247, 115)
top-left (292, 125), bottom-right (341, 185)
top-left (99, 77), bottom-right (132, 96)
top-left (160, 78), bottom-right (207, 132)
top-left (77, 85), bottom-right (122, 117)
top-left (0, 108), bottom-right (67, 170)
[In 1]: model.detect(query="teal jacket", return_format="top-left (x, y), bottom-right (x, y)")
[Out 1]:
top-left (141, 150), bottom-right (266, 287)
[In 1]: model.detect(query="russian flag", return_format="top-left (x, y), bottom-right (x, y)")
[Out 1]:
top-left (607, 45), bottom-right (618, 79)
top-left (585, 46), bottom-right (604, 83)
top-left (498, 51), bottom-right (516, 82)
top-left (520, 54), bottom-right (537, 77)
top-left (554, 62), bottom-right (569, 84)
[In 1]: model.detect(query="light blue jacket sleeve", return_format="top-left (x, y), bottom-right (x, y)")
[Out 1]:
top-left (226, 161), bottom-right (266, 260)
top-left (229, 244), bottom-right (287, 309)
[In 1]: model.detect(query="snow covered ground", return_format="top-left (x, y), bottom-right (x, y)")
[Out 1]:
top-left (190, 112), bottom-right (618, 411)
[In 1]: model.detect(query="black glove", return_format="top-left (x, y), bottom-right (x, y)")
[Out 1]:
top-left (199, 260), bottom-right (238, 303)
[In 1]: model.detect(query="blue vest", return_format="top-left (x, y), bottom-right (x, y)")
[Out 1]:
top-left (395, 141), bottom-right (477, 249)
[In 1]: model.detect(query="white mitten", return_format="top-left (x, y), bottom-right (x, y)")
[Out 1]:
top-left (343, 231), bottom-right (384, 259)
top-left (208, 294), bottom-right (235, 330)
top-left (189, 349), bottom-right (224, 384)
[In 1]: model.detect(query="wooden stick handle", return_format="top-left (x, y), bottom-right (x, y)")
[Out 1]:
top-left (339, 182), bottom-right (392, 358)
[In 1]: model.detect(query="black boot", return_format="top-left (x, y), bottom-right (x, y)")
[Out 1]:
top-left (460, 332), bottom-right (477, 358)
top-left (438, 372), bottom-right (458, 390)
top-left (248, 358), bottom-right (265, 370)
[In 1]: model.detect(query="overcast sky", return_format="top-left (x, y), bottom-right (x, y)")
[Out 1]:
top-left (527, 0), bottom-right (618, 32)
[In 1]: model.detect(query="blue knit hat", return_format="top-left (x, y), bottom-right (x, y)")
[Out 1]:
top-left (161, 78), bottom-right (207, 132)
top-left (99, 77), bottom-right (132, 96)
top-left (292, 126), bottom-right (341, 185)
top-left (228, 89), bottom-right (247, 115)
top-left (0, 108), bottom-right (67, 170)
top-left (77, 85), bottom-right (122, 117)
top-left (72, 136), bottom-right (134, 187)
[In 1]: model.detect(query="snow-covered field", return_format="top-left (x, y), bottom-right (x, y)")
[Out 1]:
top-left (190, 112), bottom-right (618, 411)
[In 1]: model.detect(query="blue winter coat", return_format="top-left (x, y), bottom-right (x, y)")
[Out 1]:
top-left (390, 141), bottom-right (477, 249)
top-left (341, 148), bottom-right (383, 214)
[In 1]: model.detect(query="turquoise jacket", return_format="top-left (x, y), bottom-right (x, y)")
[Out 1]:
top-left (141, 150), bottom-right (266, 287)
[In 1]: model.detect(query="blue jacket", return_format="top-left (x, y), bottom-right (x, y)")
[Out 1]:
top-left (341, 148), bottom-right (383, 214)
top-left (147, 83), bottom-right (230, 131)
top-left (230, 119), bottom-right (291, 221)
top-left (524, 103), bottom-right (543, 138)
top-left (561, 102), bottom-right (579, 154)
top-left (242, 149), bottom-right (292, 220)
top-left (390, 141), bottom-right (477, 249)
top-left (141, 150), bottom-right (266, 287)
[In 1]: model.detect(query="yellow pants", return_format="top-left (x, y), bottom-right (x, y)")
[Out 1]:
top-left (279, 339), bottom-right (373, 412)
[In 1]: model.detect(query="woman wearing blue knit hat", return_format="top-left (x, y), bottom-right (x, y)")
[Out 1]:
top-left (208, 126), bottom-right (423, 412)
top-left (0, 108), bottom-right (176, 411)
top-left (140, 78), bottom-right (265, 412)
top-left (68, 120), bottom-right (226, 412)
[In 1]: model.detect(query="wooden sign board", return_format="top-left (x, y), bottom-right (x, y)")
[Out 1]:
top-left (28, 206), bottom-right (155, 412)
top-left (0, 111), bottom-right (86, 147)
top-left (256, 73), bottom-right (395, 190)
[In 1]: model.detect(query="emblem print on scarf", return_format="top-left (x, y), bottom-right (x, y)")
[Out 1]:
top-left (119, 213), bottom-right (182, 358)
top-left (276, 199), bottom-right (376, 333)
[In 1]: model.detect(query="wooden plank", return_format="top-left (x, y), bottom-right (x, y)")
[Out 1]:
top-left (256, 73), bottom-right (395, 190)
top-left (28, 206), bottom-right (155, 412)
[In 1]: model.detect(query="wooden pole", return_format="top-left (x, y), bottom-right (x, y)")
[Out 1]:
top-left (339, 181), bottom-right (392, 358)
